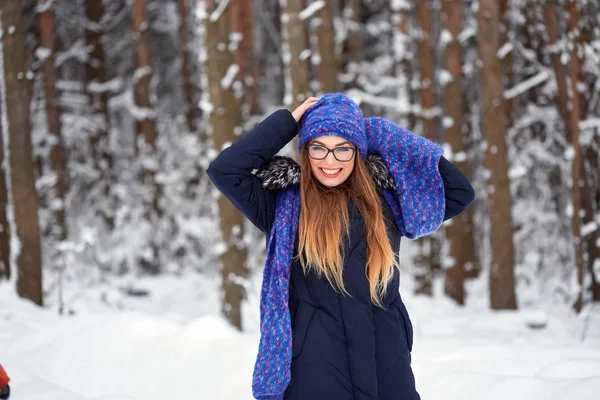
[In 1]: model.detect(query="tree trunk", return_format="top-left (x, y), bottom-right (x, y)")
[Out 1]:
top-left (132, 0), bottom-right (159, 215)
top-left (392, 0), bottom-right (416, 130)
top-left (37, 0), bottom-right (68, 246)
top-left (132, 0), bottom-right (157, 151)
top-left (415, 0), bottom-right (436, 141)
top-left (0, 111), bottom-right (9, 281)
top-left (499, 0), bottom-right (514, 126)
top-left (0, 1), bottom-right (43, 305)
top-left (565, 0), bottom-right (584, 312)
top-left (229, 0), bottom-right (260, 117)
top-left (441, 0), bottom-right (475, 305)
top-left (313, 0), bottom-right (338, 93)
top-left (177, 0), bottom-right (198, 132)
top-left (478, 0), bottom-right (517, 310)
top-left (413, 0), bottom-right (438, 296)
top-left (344, 0), bottom-right (363, 86)
top-left (203, 0), bottom-right (248, 330)
top-left (280, 0), bottom-right (311, 109)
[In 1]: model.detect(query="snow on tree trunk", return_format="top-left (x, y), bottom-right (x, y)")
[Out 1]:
top-left (177, 0), bottom-right (198, 132)
top-left (132, 0), bottom-right (158, 152)
top-left (344, 0), bottom-right (363, 87)
top-left (441, 0), bottom-right (475, 306)
top-left (392, 0), bottom-right (416, 130)
top-left (0, 105), bottom-right (9, 280)
top-left (280, 0), bottom-right (311, 108)
top-left (202, 0), bottom-right (248, 331)
top-left (565, 0), bottom-right (584, 312)
top-left (478, 0), bottom-right (517, 310)
top-left (311, 0), bottom-right (338, 93)
top-left (37, 0), bottom-right (68, 248)
top-left (413, 0), bottom-right (438, 296)
top-left (85, 0), bottom-right (114, 231)
top-left (229, 0), bottom-right (260, 117)
top-left (0, 0), bottom-right (43, 305)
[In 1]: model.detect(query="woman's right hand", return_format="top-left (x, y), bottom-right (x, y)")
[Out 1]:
top-left (291, 97), bottom-right (319, 122)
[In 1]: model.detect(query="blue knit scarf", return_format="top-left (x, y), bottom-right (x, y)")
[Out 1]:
top-left (252, 94), bottom-right (445, 399)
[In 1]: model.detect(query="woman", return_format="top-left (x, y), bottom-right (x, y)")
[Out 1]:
top-left (207, 93), bottom-right (474, 400)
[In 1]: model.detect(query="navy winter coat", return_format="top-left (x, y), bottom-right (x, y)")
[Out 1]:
top-left (207, 109), bottom-right (475, 400)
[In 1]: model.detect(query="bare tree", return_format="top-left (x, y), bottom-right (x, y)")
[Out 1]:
top-left (312, 1), bottom-right (338, 93)
top-left (177, 0), bottom-right (198, 132)
top-left (132, 0), bottom-right (158, 153)
top-left (0, 0), bottom-right (43, 305)
top-left (132, 0), bottom-right (160, 218)
top-left (280, 0), bottom-right (311, 109)
top-left (564, 0), bottom-right (584, 312)
top-left (229, 0), bottom-right (260, 117)
top-left (344, 0), bottom-right (363, 86)
top-left (441, 0), bottom-right (476, 305)
top-left (37, 0), bottom-right (68, 249)
top-left (478, 0), bottom-right (517, 309)
top-left (413, 0), bottom-right (438, 296)
top-left (203, 0), bottom-right (248, 330)
top-left (0, 113), bottom-right (9, 281)
top-left (392, 0), bottom-right (416, 130)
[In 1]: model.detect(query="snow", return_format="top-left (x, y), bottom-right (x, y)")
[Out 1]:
top-left (298, 1), bottom-right (325, 21)
top-left (2, 277), bottom-right (600, 400)
top-left (504, 70), bottom-right (551, 99)
top-left (209, 0), bottom-right (230, 23)
top-left (220, 64), bottom-right (240, 89)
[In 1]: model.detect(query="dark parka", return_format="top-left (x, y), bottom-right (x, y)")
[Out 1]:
top-left (207, 110), bottom-right (475, 400)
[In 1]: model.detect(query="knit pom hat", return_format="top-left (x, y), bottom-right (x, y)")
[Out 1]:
top-left (298, 93), bottom-right (368, 159)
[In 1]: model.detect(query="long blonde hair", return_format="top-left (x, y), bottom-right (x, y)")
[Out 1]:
top-left (296, 145), bottom-right (399, 307)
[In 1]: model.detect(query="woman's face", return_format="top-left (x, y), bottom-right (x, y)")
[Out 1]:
top-left (307, 136), bottom-right (356, 187)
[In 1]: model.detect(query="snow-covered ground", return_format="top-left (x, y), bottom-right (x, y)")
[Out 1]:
top-left (1, 271), bottom-right (600, 400)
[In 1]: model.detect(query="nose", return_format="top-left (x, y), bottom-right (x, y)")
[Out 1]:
top-left (323, 151), bottom-right (338, 165)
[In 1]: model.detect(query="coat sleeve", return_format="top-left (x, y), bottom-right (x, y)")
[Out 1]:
top-left (438, 156), bottom-right (475, 221)
top-left (338, 253), bottom-right (379, 400)
top-left (206, 109), bottom-right (298, 233)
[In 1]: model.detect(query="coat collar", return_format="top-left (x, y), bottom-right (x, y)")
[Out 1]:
top-left (255, 155), bottom-right (395, 191)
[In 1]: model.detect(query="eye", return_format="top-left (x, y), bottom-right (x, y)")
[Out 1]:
top-left (311, 145), bottom-right (326, 151)
top-left (335, 147), bottom-right (352, 153)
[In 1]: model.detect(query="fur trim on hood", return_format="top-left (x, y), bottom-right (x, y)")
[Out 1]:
top-left (255, 154), bottom-right (395, 191)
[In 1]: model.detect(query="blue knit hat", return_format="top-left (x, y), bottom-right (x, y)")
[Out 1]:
top-left (298, 93), bottom-right (368, 159)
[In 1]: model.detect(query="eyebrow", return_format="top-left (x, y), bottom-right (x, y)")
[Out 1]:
top-left (311, 140), bottom-right (352, 147)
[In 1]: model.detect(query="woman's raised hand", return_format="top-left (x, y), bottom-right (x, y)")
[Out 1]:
top-left (291, 97), bottom-right (319, 122)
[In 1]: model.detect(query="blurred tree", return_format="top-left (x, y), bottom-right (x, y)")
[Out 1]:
top-left (37, 0), bottom-right (68, 257)
top-left (177, 0), bottom-right (198, 132)
top-left (564, 0), bottom-right (584, 312)
top-left (280, 0), bottom-right (310, 108)
top-left (478, 0), bottom-right (517, 309)
top-left (413, 0), bottom-right (438, 296)
top-left (0, 0), bottom-right (43, 305)
top-left (441, 0), bottom-right (476, 305)
top-left (312, 0), bottom-right (338, 93)
top-left (391, 0), bottom-right (416, 130)
top-left (343, 0), bottom-right (363, 87)
top-left (85, 0), bottom-right (115, 230)
top-left (229, 0), bottom-right (260, 117)
top-left (0, 113), bottom-right (9, 281)
top-left (203, 0), bottom-right (248, 330)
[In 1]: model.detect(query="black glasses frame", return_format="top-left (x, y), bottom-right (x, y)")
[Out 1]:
top-left (307, 144), bottom-right (357, 162)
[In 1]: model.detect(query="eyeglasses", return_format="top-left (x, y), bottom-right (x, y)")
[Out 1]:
top-left (307, 144), bottom-right (356, 162)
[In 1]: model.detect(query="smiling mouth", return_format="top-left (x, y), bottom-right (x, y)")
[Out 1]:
top-left (320, 168), bottom-right (343, 178)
